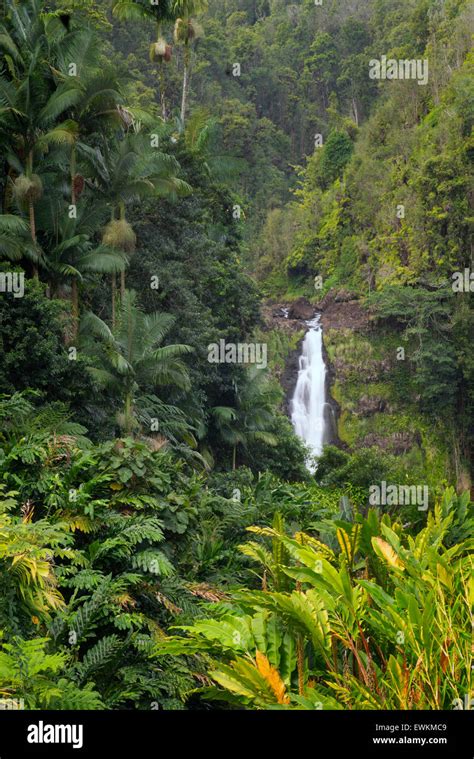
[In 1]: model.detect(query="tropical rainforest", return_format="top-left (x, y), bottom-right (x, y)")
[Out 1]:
top-left (0, 0), bottom-right (472, 713)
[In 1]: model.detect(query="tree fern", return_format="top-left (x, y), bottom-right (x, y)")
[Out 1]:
top-left (132, 549), bottom-right (174, 577)
top-left (77, 635), bottom-right (123, 682)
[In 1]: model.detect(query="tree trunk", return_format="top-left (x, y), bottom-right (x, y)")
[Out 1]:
top-left (112, 273), bottom-right (116, 329)
top-left (155, 22), bottom-right (167, 121)
top-left (71, 144), bottom-right (76, 206)
top-left (124, 392), bottom-right (134, 435)
top-left (160, 63), bottom-right (167, 121)
top-left (118, 202), bottom-right (128, 301)
top-left (26, 151), bottom-right (39, 278)
top-left (180, 64), bottom-right (188, 124)
top-left (352, 96), bottom-right (359, 127)
top-left (71, 277), bottom-right (79, 338)
top-left (28, 200), bottom-right (36, 241)
top-left (232, 445), bottom-right (237, 471)
top-left (180, 46), bottom-right (190, 125)
top-left (120, 269), bottom-right (126, 299)
top-left (29, 200), bottom-right (38, 279)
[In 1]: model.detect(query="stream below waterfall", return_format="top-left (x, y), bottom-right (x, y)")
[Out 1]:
top-left (290, 316), bottom-right (330, 471)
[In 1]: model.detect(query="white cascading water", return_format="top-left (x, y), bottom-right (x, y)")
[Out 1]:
top-left (291, 316), bottom-right (327, 470)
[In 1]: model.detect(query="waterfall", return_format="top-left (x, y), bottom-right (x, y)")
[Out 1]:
top-left (291, 316), bottom-right (328, 470)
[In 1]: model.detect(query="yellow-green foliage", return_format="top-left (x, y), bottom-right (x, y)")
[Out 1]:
top-left (156, 489), bottom-right (473, 710)
top-left (324, 327), bottom-right (451, 490)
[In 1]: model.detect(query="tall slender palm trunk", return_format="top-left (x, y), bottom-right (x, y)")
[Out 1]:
top-left (160, 63), bottom-right (167, 121)
top-left (180, 44), bottom-right (190, 124)
top-left (156, 21), bottom-right (168, 121)
top-left (71, 144), bottom-right (77, 206)
top-left (112, 273), bottom-right (117, 329)
top-left (110, 207), bottom-right (117, 327)
top-left (124, 391), bottom-right (134, 435)
top-left (28, 199), bottom-right (36, 241)
top-left (27, 151), bottom-right (39, 279)
top-left (70, 148), bottom-right (78, 323)
top-left (119, 201), bottom-right (127, 299)
top-left (29, 200), bottom-right (38, 279)
top-left (71, 278), bottom-right (79, 339)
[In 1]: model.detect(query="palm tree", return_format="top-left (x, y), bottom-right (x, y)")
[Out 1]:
top-left (80, 290), bottom-right (193, 435)
top-left (95, 130), bottom-right (190, 319)
top-left (113, 0), bottom-right (175, 119)
top-left (183, 107), bottom-right (241, 181)
top-left (172, 0), bottom-right (207, 125)
top-left (0, 214), bottom-right (39, 267)
top-left (212, 368), bottom-right (278, 470)
top-left (51, 29), bottom-right (124, 207)
top-left (0, 2), bottom-right (83, 269)
top-left (40, 200), bottom-right (127, 338)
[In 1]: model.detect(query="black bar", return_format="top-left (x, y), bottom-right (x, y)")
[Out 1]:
top-left (0, 710), bottom-right (471, 757)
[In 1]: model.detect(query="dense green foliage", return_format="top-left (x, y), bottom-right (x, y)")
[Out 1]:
top-left (0, 392), bottom-right (347, 708)
top-left (157, 493), bottom-right (472, 710)
top-left (0, 0), bottom-right (472, 713)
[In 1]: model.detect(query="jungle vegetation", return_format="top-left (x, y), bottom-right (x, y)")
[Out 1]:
top-left (0, 0), bottom-right (472, 711)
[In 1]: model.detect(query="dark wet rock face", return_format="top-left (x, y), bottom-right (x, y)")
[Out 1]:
top-left (262, 290), bottom-right (369, 334)
top-left (361, 431), bottom-right (420, 455)
top-left (355, 396), bottom-right (389, 417)
top-left (281, 338), bottom-right (305, 417)
top-left (261, 303), bottom-right (306, 335)
top-left (334, 289), bottom-right (360, 303)
top-left (288, 297), bottom-right (316, 321)
top-left (316, 289), bottom-right (370, 331)
top-left (322, 333), bottom-right (341, 447)
top-left (260, 302), bottom-right (308, 417)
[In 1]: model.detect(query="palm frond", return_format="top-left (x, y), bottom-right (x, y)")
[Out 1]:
top-left (112, 1), bottom-right (152, 22)
top-left (80, 311), bottom-right (115, 344)
top-left (38, 84), bottom-right (81, 126)
top-left (79, 247), bottom-right (127, 274)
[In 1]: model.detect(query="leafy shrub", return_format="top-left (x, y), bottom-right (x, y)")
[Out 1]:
top-left (156, 490), bottom-right (473, 710)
